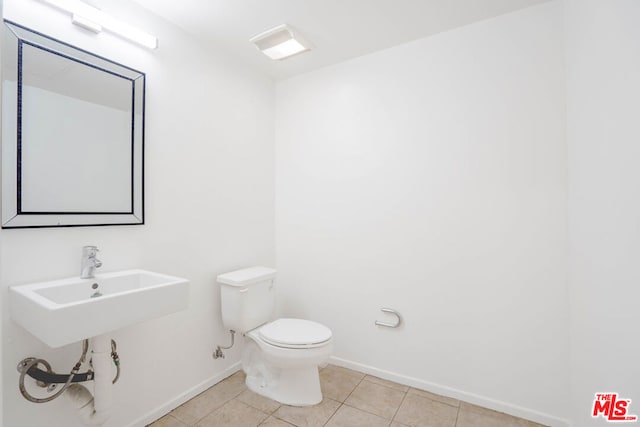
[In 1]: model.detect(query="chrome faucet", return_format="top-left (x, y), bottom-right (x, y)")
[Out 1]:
top-left (80, 246), bottom-right (102, 279)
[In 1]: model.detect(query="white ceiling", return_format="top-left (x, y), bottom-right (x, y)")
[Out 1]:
top-left (131, 0), bottom-right (551, 80)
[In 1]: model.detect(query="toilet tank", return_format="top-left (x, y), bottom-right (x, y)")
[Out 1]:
top-left (217, 266), bottom-right (277, 333)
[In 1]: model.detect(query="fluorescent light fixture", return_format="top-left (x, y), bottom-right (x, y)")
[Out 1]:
top-left (39, 0), bottom-right (158, 49)
top-left (250, 24), bottom-right (310, 60)
top-left (71, 14), bottom-right (102, 33)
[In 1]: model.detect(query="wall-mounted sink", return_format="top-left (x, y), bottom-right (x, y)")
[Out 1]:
top-left (9, 269), bottom-right (189, 348)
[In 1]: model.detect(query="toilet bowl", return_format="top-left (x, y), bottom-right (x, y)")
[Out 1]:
top-left (243, 318), bottom-right (332, 405)
top-left (217, 267), bottom-right (333, 406)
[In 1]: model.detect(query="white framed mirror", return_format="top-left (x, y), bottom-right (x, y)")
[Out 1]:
top-left (1, 20), bottom-right (145, 228)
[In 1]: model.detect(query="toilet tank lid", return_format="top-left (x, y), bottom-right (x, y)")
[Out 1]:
top-left (217, 266), bottom-right (277, 286)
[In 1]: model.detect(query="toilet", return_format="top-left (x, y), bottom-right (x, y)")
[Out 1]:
top-left (217, 266), bottom-right (333, 406)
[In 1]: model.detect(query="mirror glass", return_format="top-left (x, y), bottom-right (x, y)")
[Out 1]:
top-left (1, 20), bottom-right (145, 228)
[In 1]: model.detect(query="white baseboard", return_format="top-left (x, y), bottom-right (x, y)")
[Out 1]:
top-left (124, 357), bottom-right (569, 427)
top-left (329, 356), bottom-right (570, 427)
top-left (127, 362), bottom-right (242, 427)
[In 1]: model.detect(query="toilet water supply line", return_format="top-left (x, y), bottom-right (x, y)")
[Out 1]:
top-left (213, 330), bottom-right (236, 359)
top-left (17, 335), bottom-right (121, 425)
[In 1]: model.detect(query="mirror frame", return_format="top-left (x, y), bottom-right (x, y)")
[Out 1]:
top-left (1, 20), bottom-right (145, 228)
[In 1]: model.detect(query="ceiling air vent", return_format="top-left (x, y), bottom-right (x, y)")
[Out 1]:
top-left (250, 24), bottom-right (310, 60)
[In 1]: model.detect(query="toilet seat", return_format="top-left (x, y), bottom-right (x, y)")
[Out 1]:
top-left (258, 318), bottom-right (332, 349)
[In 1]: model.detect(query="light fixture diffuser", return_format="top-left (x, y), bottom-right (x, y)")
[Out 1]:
top-left (250, 24), bottom-right (310, 60)
top-left (71, 13), bottom-right (102, 33)
top-left (39, 0), bottom-right (158, 49)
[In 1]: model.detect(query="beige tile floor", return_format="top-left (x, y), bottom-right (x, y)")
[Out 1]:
top-left (149, 365), bottom-right (547, 427)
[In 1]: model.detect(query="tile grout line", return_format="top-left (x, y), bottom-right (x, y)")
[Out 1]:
top-left (345, 373), bottom-right (366, 401)
top-left (322, 401), bottom-right (343, 427)
top-left (322, 372), bottom-right (366, 426)
top-left (341, 393), bottom-right (408, 423)
top-left (453, 404), bottom-right (461, 427)
top-left (189, 387), bottom-right (245, 426)
top-left (342, 375), bottom-right (409, 423)
top-left (168, 414), bottom-right (187, 427)
top-left (234, 388), bottom-right (287, 426)
top-left (337, 376), bottom-right (459, 426)
top-left (389, 389), bottom-right (408, 425)
top-left (340, 401), bottom-right (398, 423)
top-left (409, 389), bottom-right (460, 409)
top-left (236, 390), bottom-right (282, 416)
top-left (362, 376), bottom-right (411, 394)
top-left (335, 374), bottom-right (409, 425)
top-left (269, 410), bottom-right (299, 427)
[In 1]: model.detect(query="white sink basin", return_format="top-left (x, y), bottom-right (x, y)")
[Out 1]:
top-left (9, 269), bottom-right (189, 348)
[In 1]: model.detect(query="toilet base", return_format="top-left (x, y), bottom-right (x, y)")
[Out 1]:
top-left (245, 365), bottom-right (322, 406)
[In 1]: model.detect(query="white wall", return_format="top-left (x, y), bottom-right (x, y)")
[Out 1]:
top-left (275, 2), bottom-right (569, 426)
top-left (0, 1), bottom-right (274, 426)
top-left (565, 1), bottom-right (640, 426)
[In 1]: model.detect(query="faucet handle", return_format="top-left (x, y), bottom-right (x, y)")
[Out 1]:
top-left (82, 245), bottom-right (99, 257)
